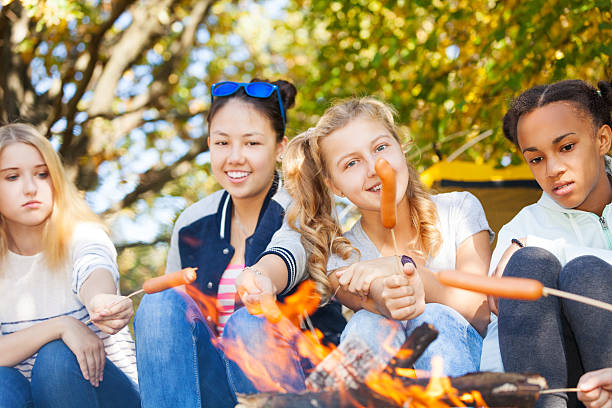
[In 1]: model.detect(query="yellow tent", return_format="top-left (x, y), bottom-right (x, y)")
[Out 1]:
top-left (419, 161), bottom-right (542, 241)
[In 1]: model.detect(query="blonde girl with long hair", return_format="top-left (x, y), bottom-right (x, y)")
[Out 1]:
top-left (0, 124), bottom-right (139, 407)
top-left (227, 97), bottom-right (493, 392)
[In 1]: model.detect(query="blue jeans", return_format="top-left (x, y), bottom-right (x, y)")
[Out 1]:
top-left (134, 289), bottom-right (250, 408)
top-left (222, 307), bottom-right (315, 394)
top-left (341, 303), bottom-right (482, 377)
top-left (0, 340), bottom-right (140, 408)
top-left (499, 247), bottom-right (612, 408)
top-left (223, 303), bottom-right (481, 394)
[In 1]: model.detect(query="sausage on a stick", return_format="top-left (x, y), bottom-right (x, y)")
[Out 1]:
top-left (85, 267), bottom-right (198, 324)
top-left (374, 158), bottom-right (404, 274)
top-left (375, 158), bottom-right (397, 229)
top-left (437, 269), bottom-right (612, 312)
top-left (142, 267), bottom-right (198, 294)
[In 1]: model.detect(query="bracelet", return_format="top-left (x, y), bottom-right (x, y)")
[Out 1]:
top-left (243, 265), bottom-right (263, 275)
top-left (401, 255), bottom-right (417, 268)
top-left (511, 238), bottom-right (525, 248)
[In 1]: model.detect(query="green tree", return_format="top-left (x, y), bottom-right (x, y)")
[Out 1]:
top-left (273, 0), bottom-right (612, 169)
top-left (0, 0), bottom-right (280, 292)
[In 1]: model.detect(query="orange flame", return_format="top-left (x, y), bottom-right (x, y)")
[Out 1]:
top-left (183, 282), bottom-right (489, 407)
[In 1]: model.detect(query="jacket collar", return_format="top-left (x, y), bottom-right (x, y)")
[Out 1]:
top-left (217, 171), bottom-right (281, 240)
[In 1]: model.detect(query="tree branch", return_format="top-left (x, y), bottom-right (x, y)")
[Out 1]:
top-left (103, 135), bottom-right (208, 215)
top-left (58, 0), bottom-right (135, 155)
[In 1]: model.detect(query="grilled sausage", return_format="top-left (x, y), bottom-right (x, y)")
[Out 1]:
top-left (374, 158), bottom-right (397, 229)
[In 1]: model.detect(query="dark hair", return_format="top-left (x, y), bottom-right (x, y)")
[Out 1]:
top-left (503, 79), bottom-right (612, 146)
top-left (207, 78), bottom-right (297, 141)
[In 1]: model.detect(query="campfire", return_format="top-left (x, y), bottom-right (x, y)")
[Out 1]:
top-left (182, 279), bottom-right (548, 408)
top-left (234, 319), bottom-right (547, 408)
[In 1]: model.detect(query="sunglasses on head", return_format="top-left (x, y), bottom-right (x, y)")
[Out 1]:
top-left (210, 81), bottom-right (286, 135)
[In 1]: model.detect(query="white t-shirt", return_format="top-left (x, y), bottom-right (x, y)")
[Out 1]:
top-left (0, 223), bottom-right (137, 382)
top-left (328, 191), bottom-right (493, 272)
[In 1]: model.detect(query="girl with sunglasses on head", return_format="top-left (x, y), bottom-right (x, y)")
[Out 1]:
top-left (0, 124), bottom-right (139, 408)
top-left (483, 79), bottom-right (612, 408)
top-left (223, 97), bottom-right (494, 393)
top-left (133, 78), bottom-right (308, 408)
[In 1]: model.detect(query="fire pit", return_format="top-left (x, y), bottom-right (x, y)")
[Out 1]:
top-left (235, 323), bottom-right (548, 408)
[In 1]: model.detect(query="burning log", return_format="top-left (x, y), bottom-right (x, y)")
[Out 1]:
top-left (236, 323), bottom-right (548, 408)
top-left (236, 372), bottom-right (547, 408)
top-left (306, 323), bottom-right (438, 392)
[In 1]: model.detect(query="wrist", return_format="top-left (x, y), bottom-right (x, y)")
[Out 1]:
top-left (54, 316), bottom-right (71, 339)
top-left (401, 255), bottom-right (417, 268)
top-left (243, 265), bottom-right (264, 276)
top-left (511, 238), bottom-right (525, 248)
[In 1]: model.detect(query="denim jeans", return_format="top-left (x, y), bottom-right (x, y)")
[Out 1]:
top-left (223, 302), bottom-right (481, 394)
top-left (498, 247), bottom-right (612, 408)
top-left (0, 340), bottom-right (140, 408)
top-left (341, 303), bottom-right (482, 377)
top-left (134, 289), bottom-right (250, 408)
top-left (222, 307), bottom-right (315, 394)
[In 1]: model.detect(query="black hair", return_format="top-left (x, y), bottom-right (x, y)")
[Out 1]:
top-left (207, 78), bottom-right (297, 142)
top-left (503, 79), bottom-right (612, 147)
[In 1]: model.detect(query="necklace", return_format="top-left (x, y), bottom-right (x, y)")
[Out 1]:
top-left (233, 208), bottom-right (251, 237)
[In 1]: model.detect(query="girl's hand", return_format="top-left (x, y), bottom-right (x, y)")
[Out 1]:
top-left (58, 316), bottom-right (105, 387)
top-left (236, 267), bottom-right (279, 319)
top-left (379, 262), bottom-right (425, 321)
top-left (578, 368), bottom-right (612, 408)
top-left (336, 256), bottom-right (398, 298)
top-left (88, 293), bottom-right (134, 335)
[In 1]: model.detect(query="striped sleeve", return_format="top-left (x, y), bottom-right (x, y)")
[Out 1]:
top-left (258, 220), bottom-right (307, 295)
top-left (71, 223), bottom-right (119, 295)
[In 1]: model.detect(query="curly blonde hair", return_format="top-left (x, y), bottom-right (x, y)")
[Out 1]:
top-left (0, 123), bottom-right (102, 271)
top-left (283, 97), bottom-right (441, 302)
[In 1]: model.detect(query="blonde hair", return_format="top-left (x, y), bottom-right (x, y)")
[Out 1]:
top-left (283, 97), bottom-right (441, 302)
top-left (0, 123), bottom-right (102, 270)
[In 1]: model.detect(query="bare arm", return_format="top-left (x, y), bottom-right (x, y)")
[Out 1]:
top-left (0, 315), bottom-right (106, 387)
top-left (79, 268), bottom-right (134, 335)
top-left (0, 318), bottom-right (64, 367)
top-left (331, 261), bottom-right (426, 321)
top-left (235, 254), bottom-right (289, 315)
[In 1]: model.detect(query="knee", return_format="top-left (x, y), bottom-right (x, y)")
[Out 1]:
top-left (31, 340), bottom-right (82, 391)
top-left (411, 304), bottom-right (477, 339)
top-left (504, 247), bottom-right (561, 284)
top-left (135, 290), bottom-right (198, 335)
top-left (0, 367), bottom-right (31, 408)
top-left (341, 310), bottom-right (403, 349)
top-left (561, 255), bottom-right (612, 294)
top-left (563, 255), bottom-right (610, 280)
top-left (222, 307), bottom-right (267, 343)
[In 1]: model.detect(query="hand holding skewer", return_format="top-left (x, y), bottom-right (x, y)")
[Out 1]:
top-left (85, 267), bottom-right (198, 326)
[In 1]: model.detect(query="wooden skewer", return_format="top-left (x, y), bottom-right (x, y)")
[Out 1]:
top-left (84, 289), bottom-right (145, 325)
top-left (540, 387), bottom-right (580, 394)
top-left (390, 228), bottom-right (404, 274)
top-left (543, 287), bottom-right (612, 313)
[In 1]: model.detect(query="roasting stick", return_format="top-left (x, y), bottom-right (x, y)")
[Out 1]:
top-left (437, 270), bottom-right (612, 312)
top-left (85, 267), bottom-right (198, 325)
top-left (374, 158), bottom-right (403, 274)
top-left (540, 388), bottom-right (580, 394)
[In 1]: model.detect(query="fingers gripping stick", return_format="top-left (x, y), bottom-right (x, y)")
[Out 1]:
top-left (85, 268), bottom-right (198, 324)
